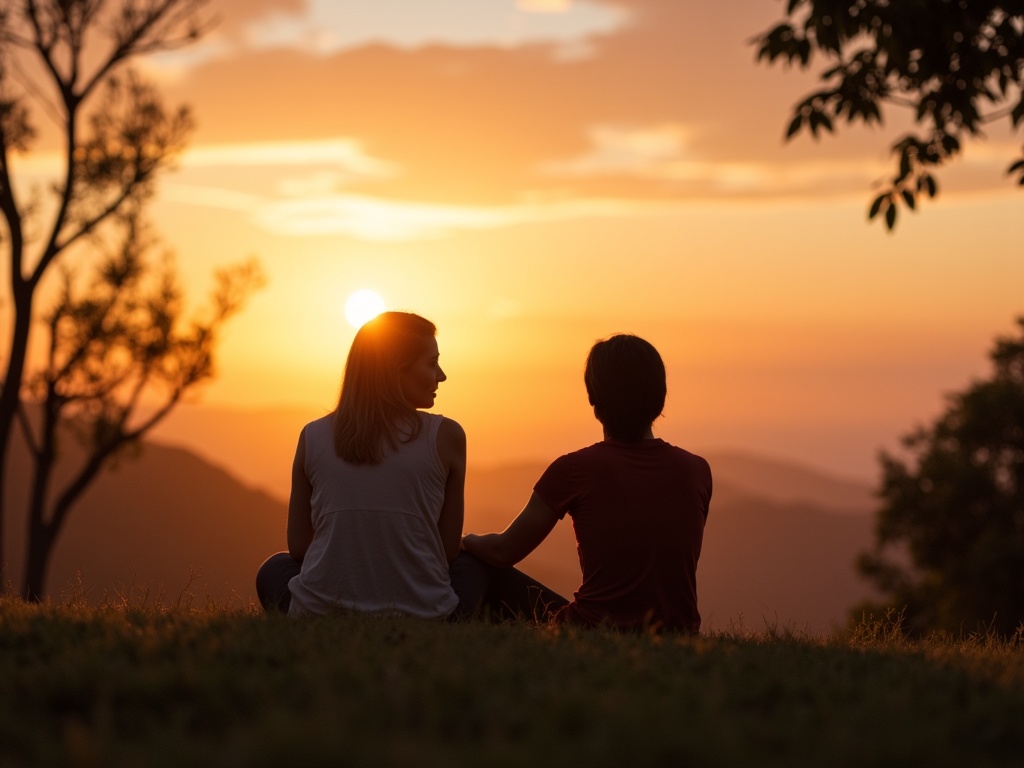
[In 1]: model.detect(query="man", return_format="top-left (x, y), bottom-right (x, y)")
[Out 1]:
top-left (462, 334), bottom-right (712, 632)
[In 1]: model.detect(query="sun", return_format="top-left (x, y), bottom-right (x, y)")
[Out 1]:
top-left (344, 289), bottom-right (386, 328)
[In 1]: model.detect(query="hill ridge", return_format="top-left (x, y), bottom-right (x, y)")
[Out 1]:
top-left (4, 436), bottom-right (877, 632)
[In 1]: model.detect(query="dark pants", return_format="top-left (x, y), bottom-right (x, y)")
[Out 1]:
top-left (255, 552), bottom-right (301, 612)
top-left (255, 550), bottom-right (568, 622)
top-left (447, 551), bottom-right (568, 622)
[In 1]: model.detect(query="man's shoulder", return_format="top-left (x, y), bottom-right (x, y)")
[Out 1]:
top-left (536, 442), bottom-right (602, 483)
top-left (659, 442), bottom-right (712, 476)
top-left (551, 441), bottom-right (607, 465)
top-left (662, 441), bottom-right (708, 461)
top-left (544, 440), bottom-right (710, 475)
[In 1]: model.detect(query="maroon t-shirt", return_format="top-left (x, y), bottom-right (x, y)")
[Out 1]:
top-left (534, 439), bottom-right (712, 632)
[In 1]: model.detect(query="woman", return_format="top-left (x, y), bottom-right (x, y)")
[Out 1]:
top-left (256, 311), bottom-right (466, 618)
top-left (462, 334), bottom-right (712, 632)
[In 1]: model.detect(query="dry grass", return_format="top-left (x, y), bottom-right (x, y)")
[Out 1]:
top-left (1, 595), bottom-right (1022, 767)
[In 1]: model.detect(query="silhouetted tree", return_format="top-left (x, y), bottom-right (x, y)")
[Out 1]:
top-left (17, 206), bottom-right (262, 600)
top-left (754, 1), bottom-right (1024, 229)
top-left (0, 0), bottom-right (263, 599)
top-left (858, 318), bottom-right (1024, 636)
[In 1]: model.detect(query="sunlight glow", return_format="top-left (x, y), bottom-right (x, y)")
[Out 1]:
top-left (344, 289), bottom-right (386, 328)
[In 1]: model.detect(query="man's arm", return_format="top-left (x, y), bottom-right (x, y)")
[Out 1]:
top-left (462, 491), bottom-right (559, 568)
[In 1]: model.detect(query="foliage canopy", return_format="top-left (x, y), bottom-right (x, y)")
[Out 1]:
top-left (859, 318), bottom-right (1024, 636)
top-left (755, 0), bottom-right (1024, 229)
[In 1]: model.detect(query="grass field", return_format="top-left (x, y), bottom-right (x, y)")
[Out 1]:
top-left (1, 595), bottom-right (1022, 768)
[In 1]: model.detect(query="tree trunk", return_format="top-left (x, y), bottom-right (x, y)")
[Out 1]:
top-left (0, 282), bottom-right (35, 593)
top-left (21, 528), bottom-right (53, 603)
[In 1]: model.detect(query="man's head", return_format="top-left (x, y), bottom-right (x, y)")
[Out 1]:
top-left (584, 334), bottom-right (666, 441)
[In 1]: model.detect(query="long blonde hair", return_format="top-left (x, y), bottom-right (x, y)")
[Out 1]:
top-left (332, 311), bottom-right (437, 464)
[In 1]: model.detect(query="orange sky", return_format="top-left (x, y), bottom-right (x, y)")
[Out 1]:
top-left (8, 0), bottom-right (1024, 481)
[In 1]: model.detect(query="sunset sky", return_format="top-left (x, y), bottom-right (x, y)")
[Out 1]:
top-left (12, 0), bottom-right (1024, 482)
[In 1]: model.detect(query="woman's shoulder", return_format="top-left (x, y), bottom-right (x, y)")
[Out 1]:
top-left (435, 415), bottom-right (466, 448)
top-left (432, 415), bottom-right (466, 469)
top-left (302, 413), bottom-right (334, 437)
top-left (418, 411), bottom-right (463, 433)
top-left (296, 414), bottom-right (336, 454)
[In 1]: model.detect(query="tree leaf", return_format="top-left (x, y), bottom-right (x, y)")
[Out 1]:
top-left (1011, 96), bottom-right (1024, 127)
top-left (918, 173), bottom-right (938, 198)
top-left (885, 203), bottom-right (897, 230)
top-left (785, 114), bottom-right (803, 139)
top-left (797, 38), bottom-right (812, 65)
top-left (868, 193), bottom-right (887, 220)
top-left (897, 150), bottom-right (912, 182)
top-left (809, 111), bottom-right (825, 137)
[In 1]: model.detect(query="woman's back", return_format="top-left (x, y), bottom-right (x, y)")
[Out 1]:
top-left (287, 412), bottom-right (458, 618)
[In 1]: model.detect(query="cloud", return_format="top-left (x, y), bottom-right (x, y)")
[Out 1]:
top-left (255, 194), bottom-right (515, 239)
top-left (517, 0), bottom-right (574, 12)
top-left (539, 123), bottom-right (900, 193)
top-left (148, 0), bottom-right (628, 67)
top-left (150, 0), bottom-right (1024, 217)
top-left (156, 2), bottom-right (821, 206)
top-left (160, 184), bottom-right (264, 213)
top-left (161, 181), bottom-right (690, 241)
top-left (540, 124), bottom-right (695, 176)
top-left (180, 139), bottom-right (397, 179)
top-left (155, 126), bottom-right (1023, 243)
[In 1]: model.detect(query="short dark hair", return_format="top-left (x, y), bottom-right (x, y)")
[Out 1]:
top-left (584, 334), bottom-right (666, 441)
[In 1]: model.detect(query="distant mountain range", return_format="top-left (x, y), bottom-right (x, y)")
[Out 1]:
top-left (5, 405), bottom-right (881, 631)
top-left (3, 439), bottom-right (284, 608)
top-left (5, 440), bottom-right (880, 632)
top-left (465, 457), bottom-right (878, 634)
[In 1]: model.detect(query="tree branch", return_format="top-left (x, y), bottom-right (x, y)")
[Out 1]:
top-left (80, 0), bottom-right (212, 102)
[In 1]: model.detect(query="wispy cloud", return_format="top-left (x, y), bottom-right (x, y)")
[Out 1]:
top-left (254, 194), bottom-right (516, 240)
top-left (517, 0), bottom-right (574, 12)
top-left (540, 123), bottom-right (901, 193)
top-left (161, 183), bottom-right (689, 241)
top-left (541, 124), bottom-right (696, 176)
top-left (180, 140), bottom-right (397, 178)
top-left (157, 128), bottom-right (1024, 242)
top-left (145, 0), bottom-right (629, 72)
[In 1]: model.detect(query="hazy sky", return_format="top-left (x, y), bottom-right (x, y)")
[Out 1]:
top-left (13, 0), bottom-right (1024, 480)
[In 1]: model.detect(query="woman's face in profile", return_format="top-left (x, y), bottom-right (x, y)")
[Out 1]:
top-left (400, 336), bottom-right (446, 410)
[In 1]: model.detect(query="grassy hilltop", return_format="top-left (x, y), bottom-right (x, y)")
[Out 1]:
top-left (1, 597), bottom-right (1022, 768)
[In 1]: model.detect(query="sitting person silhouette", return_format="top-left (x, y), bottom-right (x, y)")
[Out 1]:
top-left (256, 311), bottom-right (467, 618)
top-left (462, 334), bottom-right (712, 632)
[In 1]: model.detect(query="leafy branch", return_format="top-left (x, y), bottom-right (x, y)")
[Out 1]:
top-left (755, 0), bottom-right (1024, 229)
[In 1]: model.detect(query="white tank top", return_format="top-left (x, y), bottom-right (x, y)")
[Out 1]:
top-left (288, 412), bottom-right (458, 618)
